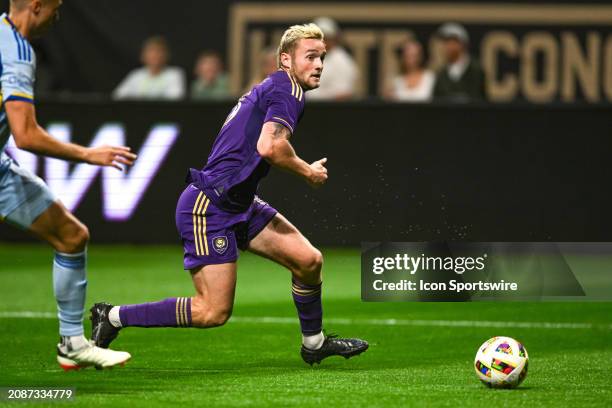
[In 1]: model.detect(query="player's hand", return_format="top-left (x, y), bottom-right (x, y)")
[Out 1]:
top-left (307, 157), bottom-right (328, 188)
top-left (85, 145), bottom-right (138, 171)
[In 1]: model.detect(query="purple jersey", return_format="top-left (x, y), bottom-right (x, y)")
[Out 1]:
top-left (187, 70), bottom-right (305, 212)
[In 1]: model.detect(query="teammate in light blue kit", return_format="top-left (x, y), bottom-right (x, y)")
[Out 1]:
top-left (0, 0), bottom-right (135, 370)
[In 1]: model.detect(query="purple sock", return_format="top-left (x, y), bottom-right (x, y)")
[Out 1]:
top-left (119, 297), bottom-right (192, 327)
top-left (292, 279), bottom-right (323, 335)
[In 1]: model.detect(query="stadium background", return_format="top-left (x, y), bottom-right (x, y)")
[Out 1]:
top-left (1, 1), bottom-right (612, 406)
top-left (0, 0), bottom-right (611, 245)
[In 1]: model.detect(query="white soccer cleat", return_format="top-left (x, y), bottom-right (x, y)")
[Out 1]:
top-left (57, 339), bottom-right (131, 371)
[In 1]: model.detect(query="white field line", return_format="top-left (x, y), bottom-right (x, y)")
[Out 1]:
top-left (0, 311), bottom-right (56, 318)
top-left (1, 311), bottom-right (610, 330)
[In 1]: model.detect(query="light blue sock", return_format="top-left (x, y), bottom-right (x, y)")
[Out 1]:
top-left (53, 250), bottom-right (87, 337)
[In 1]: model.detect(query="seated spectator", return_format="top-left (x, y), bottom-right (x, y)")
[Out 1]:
top-left (308, 17), bottom-right (359, 101)
top-left (244, 47), bottom-right (278, 93)
top-left (191, 51), bottom-right (231, 100)
top-left (433, 23), bottom-right (485, 102)
top-left (386, 39), bottom-right (435, 102)
top-left (113, 36), bottom-right (185, 100)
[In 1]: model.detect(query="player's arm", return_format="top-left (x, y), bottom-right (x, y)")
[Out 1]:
top-left (5, 101), bottom-right (137, 170)
top-left (257, 121), bottom-right (327, 187)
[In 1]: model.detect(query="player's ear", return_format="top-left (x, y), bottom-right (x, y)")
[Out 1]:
top-left (31, 0), bottom-right (43, 14)
top-left (279, 52), bottom-right (292, 70)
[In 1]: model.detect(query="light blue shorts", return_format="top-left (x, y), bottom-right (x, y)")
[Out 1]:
top-left (0, 153), bottom-right (56, 229)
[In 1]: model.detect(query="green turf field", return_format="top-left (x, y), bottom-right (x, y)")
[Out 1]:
top-left (1, 244), bottom-right (611, 407)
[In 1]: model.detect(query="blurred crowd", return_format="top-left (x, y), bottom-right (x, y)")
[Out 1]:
top-left (112, 19), bottom-right (484, 103)
top-left (386, 22), bottom-right (484, 103)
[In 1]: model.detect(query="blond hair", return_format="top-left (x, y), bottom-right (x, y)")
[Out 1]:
top-left (277, 23), bottom-right (324, 68)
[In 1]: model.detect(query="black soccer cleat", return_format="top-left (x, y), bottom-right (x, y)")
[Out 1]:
top-left (300, 334), bottom-right (369, 365)
top-left (90, 302), bottom-right (121, 349)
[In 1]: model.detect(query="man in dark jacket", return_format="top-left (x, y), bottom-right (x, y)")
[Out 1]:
top-left (433, 23), bottom-right (485, 102)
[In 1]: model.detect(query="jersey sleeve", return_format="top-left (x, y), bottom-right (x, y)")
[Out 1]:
top-left (0, 32), bottom-right (35, 104)
top-left (263, 82), bottom-right (301, 134)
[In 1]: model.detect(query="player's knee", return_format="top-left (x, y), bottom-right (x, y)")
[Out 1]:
top-left (294, 248), bottom-right (323, 282)
top-left (303, 248), bottom-right (323, 275)
top-left (205, 307), bottom-right (233, 328)
top-left (56, 222), bottom-right (89, 253)
top-left (191, 299), bottom-right (233, 328)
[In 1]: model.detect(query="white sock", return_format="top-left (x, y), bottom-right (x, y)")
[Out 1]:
top-left (109, 306), bottom-right (122, 328)
top-left (64, 334), bottom-right (88, 350)
top-left (302, 331), bottom-right (325, 350)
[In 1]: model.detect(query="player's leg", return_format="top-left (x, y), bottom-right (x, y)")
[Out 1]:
top-left (190, 263), bottom-right (237, 327)
top-left (246, 212), bottom-right (324, 342)
top-left (29, 201), bottom-right (89, 343)
top-left (245, 202), bottom-right (368, 364)
top-left (0, 161), bottom-right (129, 370)
top-left (95, 262), bottom-right (236, 333)
top-left (91, 185), bottom-right (239, 347)
top-left (29, 200), bottom-right (89, 253)
top-left (4, 166), bottom-right (89, 339)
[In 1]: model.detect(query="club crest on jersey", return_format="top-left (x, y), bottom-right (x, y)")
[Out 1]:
top-left (212, 236), bottom-right (228, 254)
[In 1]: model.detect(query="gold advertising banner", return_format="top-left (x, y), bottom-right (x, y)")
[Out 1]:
top-left (229, 3), bottom-right (612, 102)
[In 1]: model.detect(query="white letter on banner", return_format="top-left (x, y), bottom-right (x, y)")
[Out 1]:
top-left (101, 123), bottom-right (179, 220)
top-left (44, 122), bottom-right (179, 220)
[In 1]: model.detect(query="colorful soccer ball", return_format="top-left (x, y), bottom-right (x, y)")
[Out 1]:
top-left (474, 336), bottom-right (529, 388)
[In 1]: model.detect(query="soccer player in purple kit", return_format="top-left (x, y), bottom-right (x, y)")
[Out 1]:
top-left (90, 23), bottom-right (368, 365)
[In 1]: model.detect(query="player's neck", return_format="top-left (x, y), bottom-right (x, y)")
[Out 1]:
top-left (7, 11), bottom-right (33, 40)
top-left (281, 68), bottom-right (300, 85)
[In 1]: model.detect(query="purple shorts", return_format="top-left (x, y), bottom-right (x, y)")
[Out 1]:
top-left (175, 184), bottom-right (278, 270)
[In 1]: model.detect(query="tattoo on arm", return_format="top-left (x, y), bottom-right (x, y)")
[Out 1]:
top-left (270, 122), bottom-right (291, 140)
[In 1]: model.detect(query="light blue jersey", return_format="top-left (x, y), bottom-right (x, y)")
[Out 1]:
top-left (0, 12), bottom-right (35, 173)
top-left (0, 12), bottom-right (52, 228)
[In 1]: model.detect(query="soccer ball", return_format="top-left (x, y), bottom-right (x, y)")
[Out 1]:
top-left (474, 336), bottom-right (529, 388)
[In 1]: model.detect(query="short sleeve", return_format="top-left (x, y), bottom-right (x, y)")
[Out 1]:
top-left (0, 34), bottom-right (35, 104)
top-left (263, 84), bottom-right (301, 134)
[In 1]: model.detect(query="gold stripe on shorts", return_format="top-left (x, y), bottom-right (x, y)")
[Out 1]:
top-left (201, 199), bottom-right (211, 256)
top-left (192, 192), bottom-right (204, 256)
top-left (196, 195), bottom-right (208, 256)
